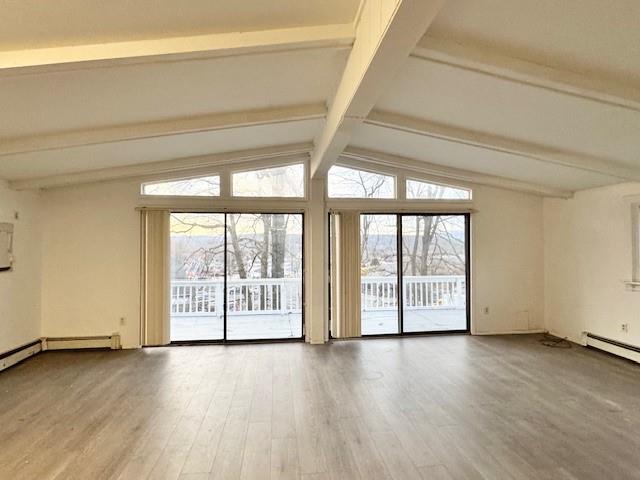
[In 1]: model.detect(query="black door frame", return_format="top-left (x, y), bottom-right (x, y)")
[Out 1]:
top-left (170, 211), bottom-right (305, 345)
top-left (329, 212), bottom-right (471, 339)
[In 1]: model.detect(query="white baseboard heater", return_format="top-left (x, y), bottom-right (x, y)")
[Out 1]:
top-left (42, 334), bottom-right (121, 351)
top-left (0, 334), bottom-right (121, 373)
top-left (585, 333), bottom-right (640, 364)
top-left (0, 340), bottom-right (42, 373)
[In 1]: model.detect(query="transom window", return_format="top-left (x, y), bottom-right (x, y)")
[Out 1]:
top-left (406, 178), bottom-right (471, 200)
top-left (139, 164), bottom-right (472, 202)
top-left (141, 175), bottom-right (220, 197)
top-left (327, 165), bottom-right (396, 199)
top-left (232, 163), bottom-right (305, 198)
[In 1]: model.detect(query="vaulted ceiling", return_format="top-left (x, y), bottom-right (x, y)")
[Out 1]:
top-left (1, 0), bottom-right (639, 197)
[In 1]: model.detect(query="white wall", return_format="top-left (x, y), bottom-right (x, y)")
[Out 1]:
top-left (544, 182), bottom-right (640, 345)
top-left (39, 177), bottom-right (544, 348)
top-left (472, 185), bottom-right (545, 334)
top-left (0, 180), bottom-right (42, 353)
top-left (41, 180), bottom-right (141, 348)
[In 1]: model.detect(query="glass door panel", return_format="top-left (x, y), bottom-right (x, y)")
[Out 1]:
top-left (401, 215), bottom-right (468, 333)
top-left (170, 213), bottom-right (225, 341)
top-left (361, 214), bottom-right (399, 335)
top-left (226, 213), bottom-right (303, 340)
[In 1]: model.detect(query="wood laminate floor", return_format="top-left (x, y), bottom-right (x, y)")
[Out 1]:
top-left (1, 334), bottom-right (640, 479)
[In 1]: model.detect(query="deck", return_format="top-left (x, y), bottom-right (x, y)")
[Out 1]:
top-left (171, 309), bottom-right (466, 341)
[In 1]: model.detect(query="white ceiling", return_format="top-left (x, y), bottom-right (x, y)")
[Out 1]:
top-left (0, 48), bottom-right (348, 138)
top-left (0, 120), bottom-right (322, 180)
top-left (428, 0), bottom-right (640, 84)
top-left (351, 123), bottom-right (620, 192)
top-left (0, 0), bottom-right (360, 50)
top-left (376, 56), bottom-right (640, 165)
top-left (0, 0), bottom-right (639, 196)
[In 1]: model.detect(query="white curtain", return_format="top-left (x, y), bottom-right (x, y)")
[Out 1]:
top-left (140, 210), bottom-right (170, 346)
top-left (330, 211), bottom-right (361, 338)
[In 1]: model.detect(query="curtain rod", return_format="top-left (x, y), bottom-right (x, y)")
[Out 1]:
top-left (136, 206), bottom-right (307, 213)
top-left (327, 207), bottom-right (477, 214)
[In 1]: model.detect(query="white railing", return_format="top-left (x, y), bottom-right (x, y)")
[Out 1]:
top-left (361, 275), bottom-right (466, 311)
top-left (171, 278), bottom-right (302, 316)
top-left (172, 275), bottom-right (465, 317)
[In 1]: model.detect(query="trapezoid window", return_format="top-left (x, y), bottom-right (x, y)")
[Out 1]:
top-left (232, 163), bottom-right (305, 198)
top-left (327, 165), bottom-right (396, 199)
top-left (406, 178), bottom-right (471, 200)
top-left (141, 175), bottom-right (220, 197)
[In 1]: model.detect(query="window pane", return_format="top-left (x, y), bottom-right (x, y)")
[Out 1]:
top-left (232, 164), bottom-right (305, 197)
top-left (226, 213), bottom-right (303, 340)
top-left (406, 179), bottom-right (471, 200)
top-left (401, 215), bottom-right (467, 332)
top-left (142, 176), bottom-right (220, 196)
top-left (170, 213), bottom-right (225, 341)
top-left (361, 214), bottom-right (398, 335)
top-left (328, 166), bottom-right (395, 199)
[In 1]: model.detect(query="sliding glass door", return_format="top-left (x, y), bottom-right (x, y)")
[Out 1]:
top-left (226, 213), bottom-right (303, 340)
top-left (358, 213), bottom-right (469, 336)
top-left (360, 214), bottom-right (399, 335)
top-left (170, 213), bottom-right (225, 341)
top-left (170, 212), bottom-right (303, 342)
top-left (401, 215), bottom-right (468, 333)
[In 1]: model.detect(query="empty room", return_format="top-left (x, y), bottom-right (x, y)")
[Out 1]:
top-left (1, 1), bottom-right (640, 479)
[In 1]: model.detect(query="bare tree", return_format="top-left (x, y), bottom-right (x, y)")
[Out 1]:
top-left (226, 214), bottom-right (248, 279)
top-left (402, 215), bottom-right (465, 276)
top-left (144, 176), bottom-right (220, 196)
top-left (401, 181), bottom-right (466, 276)
top-left (172, 213), bottom-right (301, 282)
top-left (170, 213), bottom-right (225, 279)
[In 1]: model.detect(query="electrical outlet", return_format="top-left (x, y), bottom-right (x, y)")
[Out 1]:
top-left (621, 323), bottom-right (629, 333)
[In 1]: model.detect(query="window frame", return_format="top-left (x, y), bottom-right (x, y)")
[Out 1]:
top-left (140, 173), bottom-right (222, 198)
top-left (325, 158), bottom-right (473, 207)
top-left (405, 177), bottom-right (473, 202)
top-left (328, 211), bottom-right (471, 339)
top-left (230, 161), bottom-right (307, 200)
top-left (169, 211), bottom-right (306, 344)
top-left (326, 163), bottom-right (398, 200)
top-left (630, 203), bottom-right (640, 289)
top-left (138, 156), bottom-right (310, 204)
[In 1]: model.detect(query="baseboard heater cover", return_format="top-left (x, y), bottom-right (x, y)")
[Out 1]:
top-left (42, 334), bottom-right (121, 351)
top-left (0, 340), bottom-right (42, 372)
top-left (0, 334), bottom-right (122, 373)
top-left (473, 329), bottom-right (546, 336)
top-left (585, 333), bottom-right (640, 364)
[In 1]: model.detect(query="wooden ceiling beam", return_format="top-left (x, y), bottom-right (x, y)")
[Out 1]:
top-left (309, 0), bottom-right (447, 177)
top-left (365, 110), bottom-right (640, 181)
top-left (0, 103), bottom-right (325, 156)
top-left (412, 35), bottom-right (640, 113)
top-left (9, 143), bottom-right (313, 191)
top-left (342, 146), bottom-right (574, 198)
top-left (0, 23), bottom-right (354, 77)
